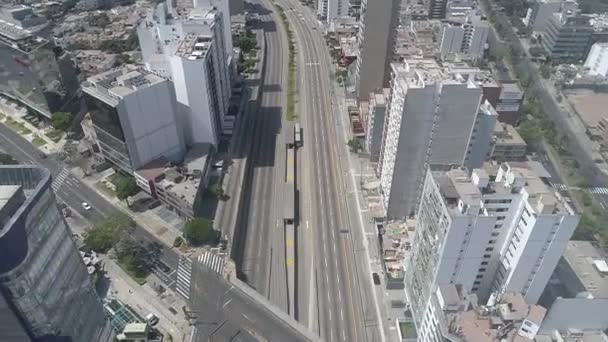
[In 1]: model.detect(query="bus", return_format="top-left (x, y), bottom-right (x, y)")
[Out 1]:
top-left (294, 122), bottom-right (302, 147)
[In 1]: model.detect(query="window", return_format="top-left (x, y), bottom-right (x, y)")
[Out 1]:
top-left (478, 268), bottom-right (486, 272)
top-left (471, 287), bottom-right (479, 291)
top-left (497, 216), bottom-right (506, 221)
top-left (481, 261), bottom-right (488, 265)
top-left (494, 224), bottom-right (503, 229)
top-left (488, 240), bottom-right (496, 244)
top-left (476, 275), bottom-right (483, 279)
top-left (483, 254), bottom-right (491, 258)
top-left (485, 247), bottom-right (494, 252)
top-left (491, 232), bottom-right (500, 237)
top-left (474, 281), bottom-right (481, 285)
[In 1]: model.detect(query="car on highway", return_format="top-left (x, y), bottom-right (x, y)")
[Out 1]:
top-left (146, 313), bottom-right (159, 326)
top-left (372, 272), bottom-right (381, 285)
top-left (81, 202), bottom-right (92, 211)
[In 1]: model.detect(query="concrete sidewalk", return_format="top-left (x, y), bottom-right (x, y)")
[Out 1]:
top-left (102, 257), bottom-right (192, 341)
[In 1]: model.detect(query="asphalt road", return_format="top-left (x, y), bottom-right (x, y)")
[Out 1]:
top-left (232, 1), bottom-right (290, 312)
top-left (190, 262), bottom-right (318, 342)
top-left (272, 1), bottom-right (379, 340)
top-left (0, 122), bottom-right (180, 271)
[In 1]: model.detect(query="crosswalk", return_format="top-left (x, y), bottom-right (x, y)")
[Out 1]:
top-left (175, 256), bottom-right (192, 300)
top-left (151, 264), bottom-right (175, 288)
top-left (552, 183), bottom-right (568, 191)
top-left (198, 250), bottom-right (225, 275)
top-left (589, 187), bottom-right (608, 195)
top-left (52, 168), bottom-right (72, 192)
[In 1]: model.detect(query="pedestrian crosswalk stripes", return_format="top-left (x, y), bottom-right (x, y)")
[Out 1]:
top-left (198, 250), bottom-right (225, 275)
top-left (551, 183), bottom-right (568, 191)
top-left (175, 256), bottom-right (192, 300)
top-left (51, 168), bottom-right (72, 191)
top-left (589, 187), bottom-right (608, 195)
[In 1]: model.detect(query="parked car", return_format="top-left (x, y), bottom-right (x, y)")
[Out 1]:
top-left (81, 202), bottom-right (92, 211)
top-left (146, 313), bottom-right (159, 326)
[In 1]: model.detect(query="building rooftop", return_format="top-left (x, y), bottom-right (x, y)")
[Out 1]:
top-left (158, 143), bottom-right (211, 206)
top-left (122, 322), bottom-right (147, 334)
top-left (439, 287), bottom-right (546, 342)
top-left (562, 240), bottom-right (608, 298)
top-left (82, 65), bottom-right (167, 105)
top-left (175, 32), bottom-right (213, 60)
top-left (433, 162), bottom-right (574, 216)
top-left (494, 122), bottom-right (527, 146)
top-left (392, 59), bottom-right (481, 90)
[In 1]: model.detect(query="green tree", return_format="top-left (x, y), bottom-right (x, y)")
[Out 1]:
top-left (540, 64), bottom-right (552, 79)
top-left (184, 218), bottom-right (217, 246)
top-left (115, 176), bottom-right (139, 203)
top-left (51, 111), bottom-right (73, 131)
top-left (347, 138), bottom-right (362, 153)
top-left (114, 54), bottom-right (132, 67)
top-left (236, 36), bottom-right (257, 53)
top-left (0, 154), bottom-right (17, 165)
top-left (208, 183), bottom-right (225, 200)
top-left (84, 214), bottom-right (134, 253)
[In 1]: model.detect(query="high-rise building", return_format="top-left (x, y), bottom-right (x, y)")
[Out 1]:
top-left (317, 0), bottom-right (349, 23)
top-left (584, 42), bottom-right (608, 77)
top-left (0, 166), bottom-right (113, 342)
top-left (194, 0), bottom-right (233, 58)
top-left (354, 0), bottom-right (400, 102)
top-left (365, 89), bottom-right (390, 162)
top-left (0, 20), bottom-right (78, 118)
top-left (138, 2), bottom-right (232, 143)
top-left (541, 14), bottom-right (593, 63)
top-left (377, 60), bottom-right (489, 218)
top-left (405, 163), bottom-right (579, 330)
top-left (439, 15), bottom-right (489, 61)
top-left (170, 31), bottom-right (231, 146)
top-left (523, 0), bottom-right (578, 32)
top-left (83, 66), bottom-right (186, 174)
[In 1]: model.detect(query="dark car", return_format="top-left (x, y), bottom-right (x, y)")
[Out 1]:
top-left (372, 272), bottom-right (381, 285)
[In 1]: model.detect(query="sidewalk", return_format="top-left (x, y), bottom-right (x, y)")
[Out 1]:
top-left (0, 99), bottom-right (66, 153)
top-left (102, 256), bottom-right (192, 342)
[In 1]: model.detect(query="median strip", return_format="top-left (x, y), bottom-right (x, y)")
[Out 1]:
top-left (271, 1), bottom-right (297, 121)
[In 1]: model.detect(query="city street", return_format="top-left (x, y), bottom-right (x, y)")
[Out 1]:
top-left (0, 122), bottom-right (181, 271)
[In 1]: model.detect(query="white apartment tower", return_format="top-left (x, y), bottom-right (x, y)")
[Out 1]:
top-left (82, 66), bottom-right (186, 173)
top-left (377, 60), bottom-right (493, 219)
top-left (138, 3), bottom-right (231, 145)
top-left (405, 163), bottom-right (579, 330)
top-left (317, 0), bottom-right (349, 23)
top-left (439, 15), bottom-right (489, 61)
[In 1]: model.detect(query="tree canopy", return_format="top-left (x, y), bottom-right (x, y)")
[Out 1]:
top-left (236, 36), bottom-right (257, 53)
top-left (115, 175), bottom-right (139, 201)
top-left (51, 111), bottom-right (73, 131)
top-left (184, 218), bottom-right (217, 246)
top-left (84, 214), bottom-right (134, 253)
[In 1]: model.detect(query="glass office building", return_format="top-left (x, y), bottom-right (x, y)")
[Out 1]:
top-left (0, 166), bottom-right (113, 342)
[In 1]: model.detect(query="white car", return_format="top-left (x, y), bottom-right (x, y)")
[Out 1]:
top-left (81, 202), bottom-right (92, 211)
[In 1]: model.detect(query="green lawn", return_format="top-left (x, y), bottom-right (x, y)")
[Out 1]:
top-left (4, 117), bottom-right (32, 135)
top-left (32, 135), bottom-right (46, 147)
top-left (117, 259), bottom-right (147, 285)
top-left (95, 181), bottom-right (116, 198)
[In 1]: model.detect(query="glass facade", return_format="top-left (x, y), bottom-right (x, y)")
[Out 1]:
top-left (85, 93), bottom-right (133, 172)
top-left (0, 167), bottom-right (110, 342)
top-left (0, 33), bottom-right (69, 117)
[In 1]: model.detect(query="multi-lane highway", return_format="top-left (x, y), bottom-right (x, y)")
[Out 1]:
top-left (262, 1), bottom-right (382, 341)
top-left (231, 1), bottom-right (290, 312)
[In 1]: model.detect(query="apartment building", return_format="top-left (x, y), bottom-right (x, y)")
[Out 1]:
top-left (405, 162), bottom-right (579, 331)
top-left (491, 122), bottom-right (528, 162)
top-left (584, 42), bottom-right (608, 77)
top-left (418, 285), bottom-right (546, 342)
top-left (82, 66), bottom-right (186, 174)
top-left (0, 166), bottom-right (113, 342)
top-left (524, 0), bottom-right (578, 32)
top-left (354, 0), bottom-right (400, 102)
top-left (365, 89), bottom-right (390, 162)
top-left (377, 59), bottom-right (490, 219)
top-left (317, 0), bottom-right (349, 23)
top-left (138, 2), bottom-right (232, 144)
top-left (428, 0), bottom-right (448, 19)
top-left (541, 14), bottom-right (594, 63)
top-left (439, 15), bottom-right (490, 61)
